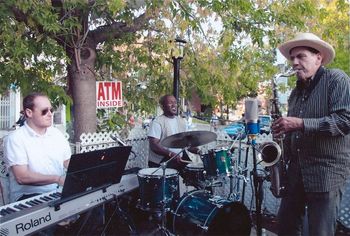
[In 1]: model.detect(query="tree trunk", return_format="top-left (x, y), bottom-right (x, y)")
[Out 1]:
top-left (68, 47), bottom-right (97, 142)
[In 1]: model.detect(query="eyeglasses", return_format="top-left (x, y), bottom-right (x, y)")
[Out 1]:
top-left (41, 107), bottom-right (54, 116)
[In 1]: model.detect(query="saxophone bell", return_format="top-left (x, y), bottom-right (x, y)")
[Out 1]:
top-left (258, 141), bottom-right (286, 198)
top-left (257, 141), bottom-right (281, 167)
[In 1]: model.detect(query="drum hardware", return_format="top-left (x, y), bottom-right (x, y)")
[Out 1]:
top-left (227, 135), bottom-right (248, 203)
top-left (198, 225), bottom-right (209, 231)
top-left (228, 174), bottom-right (237, 201)
top-left (241, 144), bottom-right (250, 205)
top-left (204, 179), bottom-right (223, 188)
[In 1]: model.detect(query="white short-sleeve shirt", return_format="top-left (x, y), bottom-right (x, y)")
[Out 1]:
top-left (4, 122), bottom-right (71, 202)
top-left (148, 116), bottom-right (185, 156)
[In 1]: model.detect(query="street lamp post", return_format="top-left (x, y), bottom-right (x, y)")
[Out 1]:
top-left (170, 37), bottom-right (187, 114)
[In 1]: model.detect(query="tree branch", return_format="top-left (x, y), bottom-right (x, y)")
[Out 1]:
top-left (90, 13), bottom-right (150, 45)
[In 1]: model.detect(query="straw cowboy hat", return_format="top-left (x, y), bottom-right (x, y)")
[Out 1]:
top-left (278, 32), bottom-right (335, 66)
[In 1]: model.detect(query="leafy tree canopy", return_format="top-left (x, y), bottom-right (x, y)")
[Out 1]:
top-left (0, 0), bottom-right (348, 139)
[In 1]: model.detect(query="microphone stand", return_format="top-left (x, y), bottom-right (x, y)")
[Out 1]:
top-left (246, 135), bottom-right (265, 236)
top-left (151, 147), bottom-right (187, 236)
top-left (251, 142), bottom-right (264, 236)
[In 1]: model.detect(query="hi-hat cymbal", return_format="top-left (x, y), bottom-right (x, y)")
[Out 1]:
top-left (230, 142), bottom-right (250, 149)
top-left (161, 131), bottom-right (217, 148)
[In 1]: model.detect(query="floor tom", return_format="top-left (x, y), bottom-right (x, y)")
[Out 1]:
top-left (137, 168), bottom-right (179, 212)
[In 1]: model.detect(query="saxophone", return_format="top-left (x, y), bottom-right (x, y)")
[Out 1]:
top-left (259, 69), bottom-right (295, 198)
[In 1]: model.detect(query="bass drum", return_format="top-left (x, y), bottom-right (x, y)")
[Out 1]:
top-left (172, 190), bottom-right (251, 236)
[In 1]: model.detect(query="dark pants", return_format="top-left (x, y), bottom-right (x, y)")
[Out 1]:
top-left (277, 162), bottom-right (344, 236)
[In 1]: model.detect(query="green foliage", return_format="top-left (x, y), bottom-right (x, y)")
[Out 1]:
top-left (96, 108), bottom-right (126, 132)
top-left (1, 0), bottom-right (348, 135)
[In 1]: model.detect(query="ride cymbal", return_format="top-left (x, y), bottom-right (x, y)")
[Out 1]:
top-left (161, 131), bottom-right (217, 148)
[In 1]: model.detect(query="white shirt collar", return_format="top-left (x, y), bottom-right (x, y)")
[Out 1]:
top-left (24, 122), bottom-right (53, 137)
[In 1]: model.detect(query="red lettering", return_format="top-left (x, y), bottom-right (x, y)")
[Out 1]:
top-left (112, 82), bottom-right (122, 100)
top-left (104, 82), bottom-right (112, 100)
top-left (97, 83), bottom-right (105, 100)
top-left (97, 100), bottom-right (123, 108)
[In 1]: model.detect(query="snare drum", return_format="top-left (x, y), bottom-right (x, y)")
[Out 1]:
top-left (183, 163), bottom-right (205, 188)
top-left (137, 168), bottom-right (179, 212)
top-left (172, 190), bottom-right (251, 235)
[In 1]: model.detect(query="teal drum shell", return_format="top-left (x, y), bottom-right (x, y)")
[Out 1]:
top-left (214, 148), bottom-right (233, 175)
top-left (172, 190), bottom-right (251, 235)
top-left (137, 168), bottom-right (179, 212)
top-left (201, 148), bottom-right (233, 177)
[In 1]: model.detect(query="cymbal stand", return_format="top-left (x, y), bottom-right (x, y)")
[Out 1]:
top-left (151, 147), bottom-right (187, 236)
top-left (241, 145), bottom-right (250, 204)
top-left (227, 171), bottom-right (237, 201)
top-left (228, 130), bottom-right (245, 201)
top-left (235, 137), bottom-right (242, 201)
top-left (227, 146), bottom-right (236, 201)
top-left (227, 157), bottom-right (249, 201)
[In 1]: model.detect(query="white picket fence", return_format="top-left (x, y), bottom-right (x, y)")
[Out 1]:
top-left (0, 95), bottom-right (11, 130)
top-left (75, 126), bottom-right (149, 170)
top-left (0, 91), bottom-right (20, 131)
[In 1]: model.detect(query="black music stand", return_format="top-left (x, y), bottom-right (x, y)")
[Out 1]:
top-left (50, 146), bottom-right (131, 208)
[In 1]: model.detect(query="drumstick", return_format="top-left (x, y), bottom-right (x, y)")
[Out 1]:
top-left (180, 158), bottom-right (192, 164)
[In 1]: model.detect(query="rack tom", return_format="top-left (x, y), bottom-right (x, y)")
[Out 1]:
top-left (201, 148), bottom-right (233, 176)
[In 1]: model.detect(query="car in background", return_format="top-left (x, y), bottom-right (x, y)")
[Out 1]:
top-left (223, 115), bottom-right (272, 138)
top-left (259, 115), bottom-right (272, 135)
top-left (223, 121), bottom-right (246, 139)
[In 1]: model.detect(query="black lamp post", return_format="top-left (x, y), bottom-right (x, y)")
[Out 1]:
top-left (170, 37), bottom-right (187, 114)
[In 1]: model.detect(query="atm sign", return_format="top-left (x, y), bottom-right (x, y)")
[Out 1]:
top-left (96, 81), bottom-right (123, 108)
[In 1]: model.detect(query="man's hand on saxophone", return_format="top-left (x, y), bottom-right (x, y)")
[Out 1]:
top-left (271, 117), bottom-right (304, 138)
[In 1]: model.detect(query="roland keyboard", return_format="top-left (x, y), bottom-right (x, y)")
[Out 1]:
top-left (0, 173), bottom-right (138, 236)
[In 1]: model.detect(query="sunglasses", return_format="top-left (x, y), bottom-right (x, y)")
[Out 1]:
top-left (41, 107), bottom-right (54, 116)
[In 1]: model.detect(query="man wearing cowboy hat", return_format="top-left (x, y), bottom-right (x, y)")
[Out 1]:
top-left (272, 32), bottom-right (350, 236)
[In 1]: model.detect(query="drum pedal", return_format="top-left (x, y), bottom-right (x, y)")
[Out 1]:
top-left (197, 224), bottom-right (209, 231)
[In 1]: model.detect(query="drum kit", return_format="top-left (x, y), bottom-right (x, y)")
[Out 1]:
top-left (136, 131), bottom-right (252, 236)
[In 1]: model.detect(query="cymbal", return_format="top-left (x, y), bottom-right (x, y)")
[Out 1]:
top-left (230, 142), bottom-right (250, 149)
top-left (161, 131), bottom-right (217, 148)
